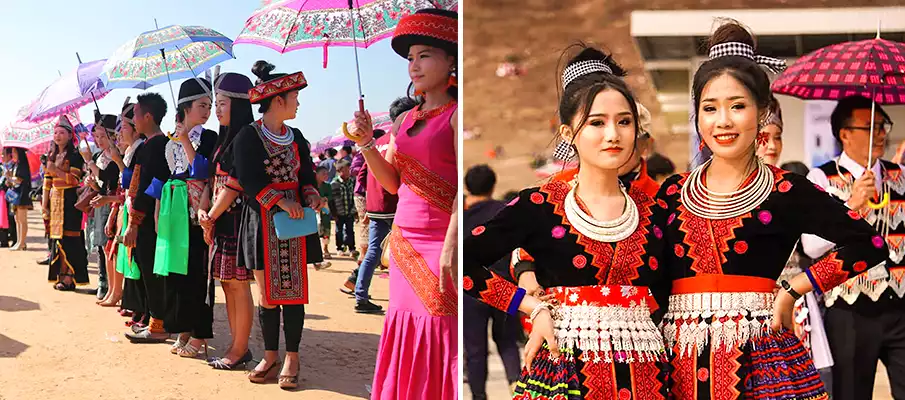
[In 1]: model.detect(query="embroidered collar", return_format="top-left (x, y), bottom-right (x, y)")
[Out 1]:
top-left (411, 101), bottom-right (455, 121)
top-left (123, 138), bottom-right (145, 167)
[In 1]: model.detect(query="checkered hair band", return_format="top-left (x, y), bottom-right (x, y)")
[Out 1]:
top-left (708, 42), bottom-right (787, 73)
top-left (562, 60), bottom-right (613, 90)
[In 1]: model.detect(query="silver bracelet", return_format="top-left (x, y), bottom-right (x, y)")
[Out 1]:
top-left (360, 138), bottom-right (377, 151)
top-left (530, 301), bottom-right (554, 322)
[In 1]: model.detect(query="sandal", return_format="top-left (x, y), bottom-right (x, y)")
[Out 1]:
top-left (53, 281), bottom-right (75, 291)
top-left (210, 350), bottom-right (253, 370)
top-left (177, 338), bottom-right (208, 358)
top-left (279, 374), bottom-right (299, 390)
top-left (171, 334), bottom-right (190, 355)
top-left (248, 361), bottom-right (281, 384)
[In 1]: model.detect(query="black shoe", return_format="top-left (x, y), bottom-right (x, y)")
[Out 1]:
top-left (37, 258), bottom-right (51, 265)
top-left (355, 300), bottom-right (383, 314)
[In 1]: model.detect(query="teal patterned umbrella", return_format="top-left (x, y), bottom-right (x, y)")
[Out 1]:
top-left (100, 25), bottom-right (234, 90)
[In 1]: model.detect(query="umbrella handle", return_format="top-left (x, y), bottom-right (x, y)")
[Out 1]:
top-left (868, 192), bottom-right (890, 210)
top-left (359, 98), bottom-right (365, 114)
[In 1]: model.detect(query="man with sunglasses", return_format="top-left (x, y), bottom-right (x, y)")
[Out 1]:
top-left (802, 95), bottom-right (903, 400)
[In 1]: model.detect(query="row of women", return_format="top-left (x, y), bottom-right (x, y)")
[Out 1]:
top-left (463, 20), bottom-right (889, 400)
top-left (40, 7), bottom-right (458, 398)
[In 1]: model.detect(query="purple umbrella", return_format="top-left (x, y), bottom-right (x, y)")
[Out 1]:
top-left (22, 58), bottom-right (111, 123)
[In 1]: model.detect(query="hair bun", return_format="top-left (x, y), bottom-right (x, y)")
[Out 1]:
top-left (565, 45), bottom-right (627, 78)
top-left (708, 19), bottom-right (756, 50)
top-left (251, 60), bottom-right (276, 83)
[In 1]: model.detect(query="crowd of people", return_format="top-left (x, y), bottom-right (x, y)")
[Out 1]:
top-left (462, 19), bottom-right (902, 400)
top-left (1, 7), bottom-right (459, 399)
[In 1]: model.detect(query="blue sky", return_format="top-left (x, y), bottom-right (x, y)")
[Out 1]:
top-left (0, 0), bottom-right (411, 142)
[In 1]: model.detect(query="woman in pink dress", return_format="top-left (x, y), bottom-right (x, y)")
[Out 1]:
top-left (349, 8), bottom-right (458, 400)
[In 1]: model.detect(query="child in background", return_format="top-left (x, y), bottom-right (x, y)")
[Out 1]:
top-left (315, 166), bottom-right (333, 270)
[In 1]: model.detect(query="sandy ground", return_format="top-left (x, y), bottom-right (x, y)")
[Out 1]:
top-left (0, 210), bottom-right (388, 400)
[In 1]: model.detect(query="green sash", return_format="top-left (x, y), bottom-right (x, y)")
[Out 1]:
top-left (153, 180), bottom-right (189, 276)
top-left (117, 205), bottom-right (140, 280)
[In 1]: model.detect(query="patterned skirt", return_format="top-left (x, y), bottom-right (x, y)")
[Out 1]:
top-left (662, 275), bottom-right (828, 400)
top-left (237, 203), bottom-right (324, 271)
top-left (211, 207), bottom-right (249, 281)
top-left (513, 285), bottom-right (668, 400)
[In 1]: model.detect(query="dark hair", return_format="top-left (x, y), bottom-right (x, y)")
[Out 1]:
top-left (14, 148), bottom-right (30, 179)
top-left (502, 190), bottom-right (519, 203)
top-left (210, 96), bottom-right (255, 179)
top-left (374, 129), bottom-right (387, 140)
top-left (316, 165), bottom-right (328, 173)
top-left (830, 95), bottom-right (891, 143)
top-left (336, 159), bottom-right (351, 169)
top-left (318, 153), bottom-right (326, 161)
top-left (251, 61), bottom-right (291, 114)
top-left (341, 145), bottom-right (353, 155)
top-left (3, 147), bottom-right (11, 157)
top-left (646, 152), bottom-right (675, 179)
top-left (176, 102), bottom-right (191, 124)
top-left (389, 97), bottom-right (419, 122)
top-left (692, 20), bottom-right (771, 164)
top-left (136, 92), bottom-right (168, 126)
top-left (558, 44), bottom-right (640, 169)
top-left (780, 161), bottom-right (810, 176)
top-left (465, 164), bottom-right (497, 196)
top-left (326, 148), bottom-right (338, 157)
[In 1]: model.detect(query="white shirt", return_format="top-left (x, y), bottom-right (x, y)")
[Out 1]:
top-left (801, 151), bottom-right (883, 258)
top-left (164, 125), bottom-right (203, 175)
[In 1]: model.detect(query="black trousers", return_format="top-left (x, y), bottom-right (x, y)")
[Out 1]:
top-left (135, 230), bottom-right (167, 320)
top-left (1, 205), bottom-right (17, 247)
top-left (162, 227), bottom-right (213, 338)
top-left (824, 293), bottom-right (905, 400)
top-left (463, 295), bottom-right (522, 400)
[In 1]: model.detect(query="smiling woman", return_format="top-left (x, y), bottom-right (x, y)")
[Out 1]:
top-left (655, 20), bottom-right (889, 400)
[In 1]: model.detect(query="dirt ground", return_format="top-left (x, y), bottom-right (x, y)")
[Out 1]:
top-left (0, 210), bottom-right (388, 400)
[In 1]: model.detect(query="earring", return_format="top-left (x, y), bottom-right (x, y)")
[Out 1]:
top-left (553, 139), bottom-right (576, 161)
top-left (413, 86), bottom-right (424, 97)
top-left (448, 69), bottom-right (457, 89)
top-left (756, 130), bottom-right (769, 147)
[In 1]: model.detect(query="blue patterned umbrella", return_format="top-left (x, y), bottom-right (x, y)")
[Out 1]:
top-left (100, 25), bottom-right (234, 90)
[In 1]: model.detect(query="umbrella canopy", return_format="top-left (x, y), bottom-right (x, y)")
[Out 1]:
top-left (22, 59), bottom-right (110, 123)
top-left (772, 37), bottom-right (905, 104)
top-left (235, 0), bottom-right (458, 53)
top-left (311, 111), bottom-right (393, 152)
top-left (0, 112), bottom-right (84, 152)
top-left (236, 0), bottom-right (457, 112)
top-left (101, 25), bottom-right (234, 90)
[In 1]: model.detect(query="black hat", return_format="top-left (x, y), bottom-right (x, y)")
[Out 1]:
top-left (178, 77), bottom-right (213, 106)
top-left (94, 110), bottom-right (117, 136)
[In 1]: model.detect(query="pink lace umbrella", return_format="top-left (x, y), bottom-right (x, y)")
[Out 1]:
top-left (311, 111), bottom-right (391, 153)
top-left (21, 56), bottom-right (110, 123)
